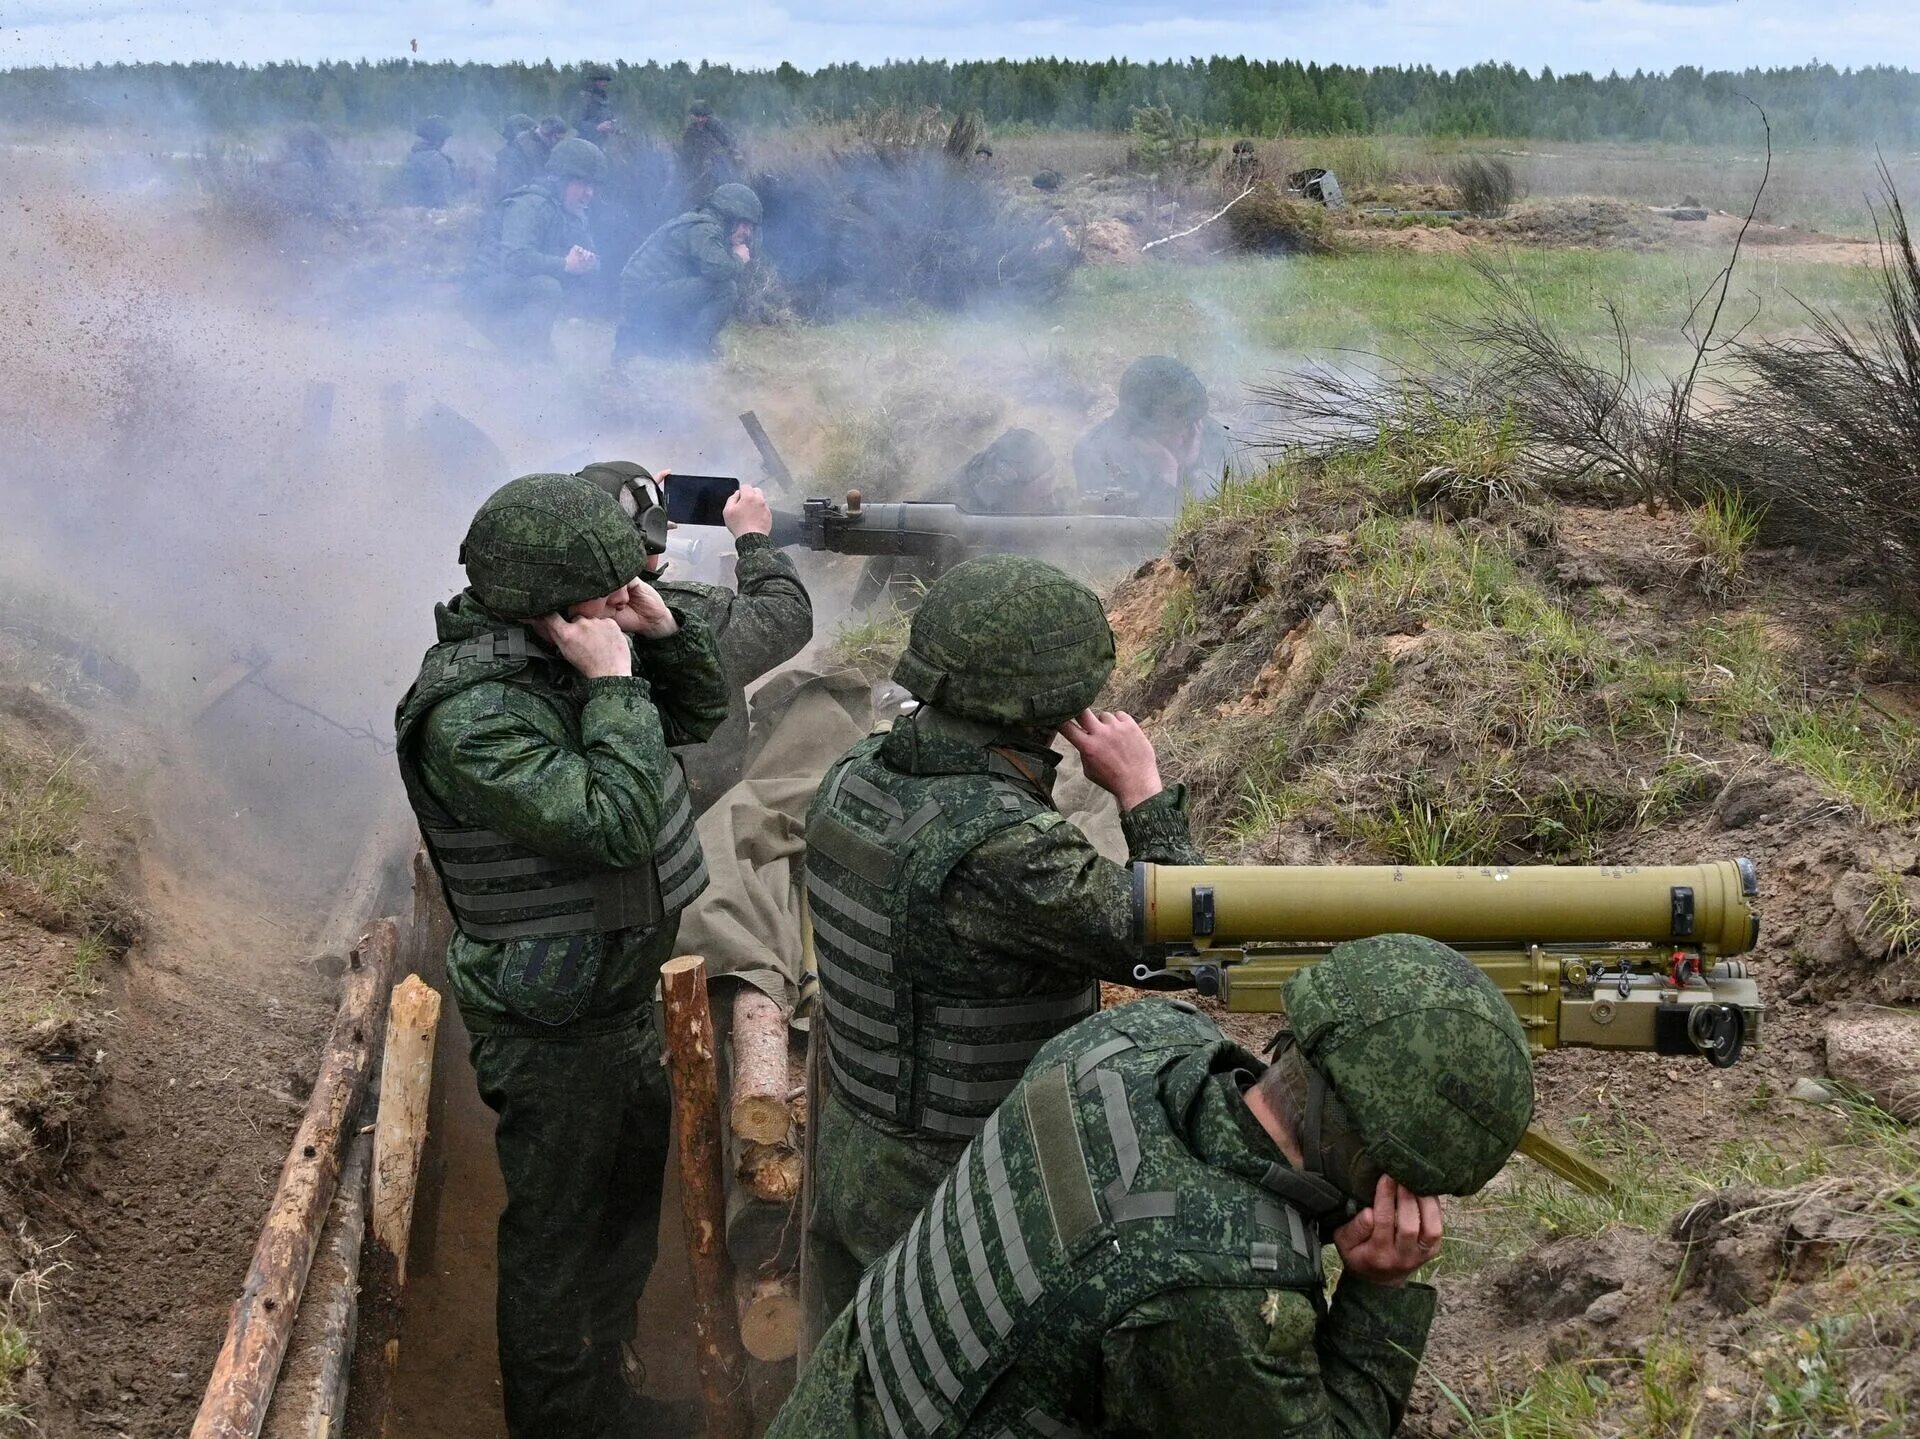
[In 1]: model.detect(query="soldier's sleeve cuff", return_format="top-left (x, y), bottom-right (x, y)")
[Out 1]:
top-left (584, 674), bottom-right (654, 707)
top-left (1120, 783), bottom-right (1194, 859)
top-left (1327, 1274), bottom-right (1438, 1349)
top-left (732, 531), bottom-right (774, 556)
top-left (632, 610), bottom-right (713, 663)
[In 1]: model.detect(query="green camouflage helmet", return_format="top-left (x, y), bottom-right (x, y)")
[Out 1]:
top-left (546, 137), bottom-right (607, 182)
top-left (1117, 355), bottom-right (1208, 427)
top-left (575, 460), bottom-right (668, 555)
top-left (501, 112), bottom-right (536, 140)
top-left (894, 555), bottom-right (1114, 727)
top-left (706, 182), bottom-right (763, 226)
top-left (459, 473), bottom-right (652, 620)
top-left (1280, 934), bottom-right (1534, 1200)
top-left (415, 114), bottom-right (452, 144)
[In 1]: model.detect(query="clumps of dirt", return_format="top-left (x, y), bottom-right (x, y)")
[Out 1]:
top-left (1412, 1174), bottom-right (1920, 1437)
top-left (1224, 184), bottom-right (1334, 255)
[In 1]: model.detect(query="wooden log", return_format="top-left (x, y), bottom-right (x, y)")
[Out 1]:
top-left (313, 790), bottom-right (415, 963)
top-left (729, 988), bottom-right (794, 1146)
top-left (191, 920), bottom-right (399, 1439)
top-left (406, 845), bottom-right (453, 989)
top-left (737, 1273), bottom-right (802, 1364)
top-left (190, 656), bottom-right (264, 723)
top-left (739, 1141), bottom-right (803, 1206)
top-left (371, 975), bottom-right (442, 1287)
top-left (725, 1185), bottom-right (800, 1275)
top-left (661, 955), bottom-right (755, 1439)
top-left (259, 1124), bottom-right (373, 1439)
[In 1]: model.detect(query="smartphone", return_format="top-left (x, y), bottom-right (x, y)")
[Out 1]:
top-left (665, 474), bottom-right (740, 526)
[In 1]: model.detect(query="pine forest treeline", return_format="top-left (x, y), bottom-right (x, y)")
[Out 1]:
top-left (4, 57), bottom-right (1916, 145)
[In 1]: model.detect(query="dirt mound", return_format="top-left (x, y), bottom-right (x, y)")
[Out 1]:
top-left (1113, 437), bottom-right (1920, 1429)
top-left (0, 648), bottom-right (334, 1437)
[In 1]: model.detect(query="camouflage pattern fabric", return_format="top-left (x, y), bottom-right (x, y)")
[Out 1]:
top-left (574, 85), bottom-right (615, 136)
top-left (458, 472), bottom-right (653, 622)
top-left (677, 115), bottom-right (743, 203)
top-left (656, 531), bottom-right (815, 813)
top-left (804, 701), bottom-right (1202, 1321)
top-left (402, 139), bottom-right (456, 207)
top-left (892, 555), bottom-right (1116, 728)
top-left (397, 589), bottom-right (728, 1030)
top-left (1071, 411), bottom-right (1249, 516)
top-left (774, 1000), bottom-right (1437, 1438)
top-left (472, 1018), bottom-right (671, 1438)
top-left (1285, 933), bottom-right (1535, 1199)
top-left (615, 206), bottom-right (745, 359)
top-left (395, 580), bottom-right (726, 1438)
top-left (470, 178), bottom-right (595, 286)
top-left (493, 128), bottom-right (554, 202)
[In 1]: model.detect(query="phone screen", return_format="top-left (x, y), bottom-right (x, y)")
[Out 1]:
top-left (665, 474), bottom-right (740, 526)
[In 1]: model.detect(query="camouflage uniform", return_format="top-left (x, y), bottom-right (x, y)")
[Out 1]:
top-left (676, 103), bottom-right (743, 205)
top-left (614, 183), bottom-right (761, 360)
top-left (575, 459), bottom-right (816, 814)
top-left (1072, 355), bottom-right (1249, 516)
top-left (466, 139), bottom-right (604, 354)
top-left (575, 75), bottom-right (616, 137)
top-left (656, 532), bottom-right (813, 811)
top-left (402, 115), bottom-right (456, 208)
top-left (773, 941), bottom-right (1534, 1438)
top-left (803, 557), bottom-right (1202, 1325)
top-left (492, 115), bottom-right (555, 202)
top-left (395, 475), bottom-right (729, 1438)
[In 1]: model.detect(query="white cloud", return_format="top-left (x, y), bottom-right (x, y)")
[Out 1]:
top-left (0, 0), bottom-right (1912, 72)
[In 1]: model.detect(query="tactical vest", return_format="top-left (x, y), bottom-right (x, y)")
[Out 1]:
top-left (853, 1000), bottom-right (1325, 1438)
top-left (805, 732), bottom-right (1099, 1141)
top-left (395, 624), bottom-right (707, 943)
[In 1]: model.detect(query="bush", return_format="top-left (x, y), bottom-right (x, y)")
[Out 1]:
top-left (1226, 183), bottom-right (1333, 255)
top-left (1450, 155), bottom-right (1517, 216)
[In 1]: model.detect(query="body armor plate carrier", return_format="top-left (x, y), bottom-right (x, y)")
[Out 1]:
top-left (852, 1000), bottom-right (1325, 1438)
top-left (395, 624), bottom-right (707, 942)
top-left (805, 734), bottom-right (1097, 1141)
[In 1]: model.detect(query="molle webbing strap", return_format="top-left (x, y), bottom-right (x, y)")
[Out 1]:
top-left (815, 950), bottom-right (892, 1009)
top-left (928, 1175), bottom-right (990, 1369)
top-left (841, 772), bottom-right (906, 820)
top-left (922, 1107), bottom-right (988, 1138)
top-left (981, 1115), bottom-right (1042, 1304)
top-left (1025, 1064), bottom-right (1100, 1251)
top-left (806, 869), bottom-right (893, 936)
top-left (927, 1072), bottom-right (1021, 1105)
top-left (822, 988), bottom-right (899, 1045)
top-left (654, 767), bottom-right (708, 913)
top-left (856, 1268), bottom-right (912, 1439)
top-left (953, 1145), bottom-right (1013, 1337)
top-left (932, 988), bottom-right (1097, 1029)
top-left (809, 811), bottom-right (901, 886)
top-left (900, 1211), bottom-right (965, 1404)
top-left (827, 1041), bottom-right (899, 1119)
top-left (1083, 1068), bottom-right (1179, 1224)
top-left (810, 907), bottom-right (892, 972)
top-left (449, 627), bottom-right (533, 665)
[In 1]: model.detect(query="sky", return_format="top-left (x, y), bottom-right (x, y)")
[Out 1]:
top-left (2, 0), bottom-right (1916, 74)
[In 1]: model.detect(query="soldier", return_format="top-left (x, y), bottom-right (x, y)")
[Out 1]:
top-left (771, 939), bottom-right (1535, 1437)
top-left (493, 115), bottom-right (543, 201)
top-left (1072, 355), bottom-right (1250, 515)
top-left (464, 137), bottom-right (605, 355)
top-left (576, 461), bottom-right (814, 813)
top-left (677, 98), bottom-right (743, 204)
top-left (614, 182), bottom-right (762, 361)
top-left (575, 69), bottom-right (618, 139)
top-left (800, 555), bottom-right (1204, 1329)
top-left (394, 474), bottom-right (730, 1436)
top-left (851, 429), bottom-right (1061, 610)
top-left (401, 114), bottom-right (456, 208)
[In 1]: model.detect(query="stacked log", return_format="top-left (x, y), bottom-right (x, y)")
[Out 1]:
top-left (722, 987), bottom-right (807, 1367)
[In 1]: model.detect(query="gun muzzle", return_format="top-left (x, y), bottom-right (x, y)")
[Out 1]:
top-left (1133, 859), bottom-right (1759, 957)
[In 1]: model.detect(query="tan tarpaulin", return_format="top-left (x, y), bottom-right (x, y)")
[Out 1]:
top-left (678, 669), bottom-right (1126, 1013)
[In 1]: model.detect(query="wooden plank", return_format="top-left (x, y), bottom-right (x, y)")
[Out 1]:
top-left (259, 1125), bottom-right (373, 1439)
top-left (191, 920), bottom-right (398, 1439)
top-left (371, 975), bottom-right (442, 1287)
top-left (661, 955), bottom-right (754, 1439)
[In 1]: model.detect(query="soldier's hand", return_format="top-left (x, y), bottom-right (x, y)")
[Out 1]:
top-left (564, 245), bottom-right (598, 275)
top-left (724, 485), bottom-right (773, 538)
top-left (611, 578), bottom-right (679, 639)
top-left (731, 241), bottom-right (752, 264)
top-left (1059, 709), bottom-right (1163, 812)
top-left (533, 613), bottom-right (633, 679)
top-left (1332, 1175), bottom-right (1443, 1287)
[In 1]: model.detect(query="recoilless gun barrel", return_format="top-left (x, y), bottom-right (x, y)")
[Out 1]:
top-left (1132, 858), bottom-right (1763, 1068)
top-left (770, 490), bottom-right (1172, 568)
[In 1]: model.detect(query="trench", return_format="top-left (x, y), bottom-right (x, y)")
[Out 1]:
top-left (378, 959), bottom-right (708, 1438)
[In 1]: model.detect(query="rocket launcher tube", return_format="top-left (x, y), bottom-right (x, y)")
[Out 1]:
top-left (1131, 859), bottom-right (1764, 1066)
top-left (1134, 860), bottom-right (1759, 955)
